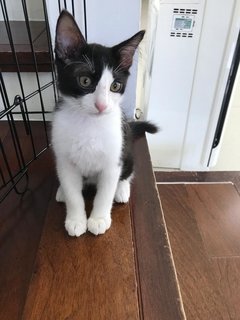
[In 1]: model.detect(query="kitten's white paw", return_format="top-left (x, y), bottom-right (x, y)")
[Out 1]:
top-left (87, 216), bottom-right (111, 235)
top-left (65, 217), bottom-right (87, 237)
top-left (114, 180), bottom-right (130, 203)
top-left (56, 186), bottom-right (65, 202)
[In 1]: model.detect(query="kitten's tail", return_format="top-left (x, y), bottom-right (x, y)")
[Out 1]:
top-left (129, 121), bottom-right (159, 139)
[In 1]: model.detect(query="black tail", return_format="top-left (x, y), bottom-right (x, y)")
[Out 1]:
top-left (129, 121), bottom-right (159, 139)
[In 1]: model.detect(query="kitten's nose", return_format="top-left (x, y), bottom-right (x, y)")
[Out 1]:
top-left (95, 102), bottom-right (107, 113)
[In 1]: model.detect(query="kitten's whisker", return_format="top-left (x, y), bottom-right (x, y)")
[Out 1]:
top-left (90, 50), bottom-right (95, 73)
top-left (114, 62), bottom-right (126, 74)
top-left (114, 63), bottom-right (121, 73)
top-left (90, 46), bottom-right (96, 73)
top-left (83, 54), bottom-right (95, 73)
top-left (114, 58), bottom-right (132, 73)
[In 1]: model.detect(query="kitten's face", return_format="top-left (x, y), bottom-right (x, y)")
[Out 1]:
top-left (55, 10), bottom-right (144, 115)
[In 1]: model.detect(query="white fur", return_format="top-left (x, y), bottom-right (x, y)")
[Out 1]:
top-left (114, 174), bottom-right (133, 203)
top-left (52, 67), bottom-right (130, 236)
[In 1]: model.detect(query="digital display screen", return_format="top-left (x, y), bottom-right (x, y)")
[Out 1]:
top-left (174, 18), bottom-right (192, 30)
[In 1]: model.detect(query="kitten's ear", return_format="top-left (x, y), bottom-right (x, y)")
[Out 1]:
top-left (113, 30), bottom-right (145, 69)
top-left (55, 10), bottom-right (86, 60)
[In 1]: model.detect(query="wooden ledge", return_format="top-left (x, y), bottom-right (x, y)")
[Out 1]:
top-left (155, 171), bottom-right (240, 193)
top-left (0, 21), bottom-right (51, 72)
top-left (131, 137), bottom-right (185, 319)
top-left (0, 124), bottom-right (185, 320)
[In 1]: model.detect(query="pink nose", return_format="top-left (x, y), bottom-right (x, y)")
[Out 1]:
top-left (95, 102), bottom-right (107, 113)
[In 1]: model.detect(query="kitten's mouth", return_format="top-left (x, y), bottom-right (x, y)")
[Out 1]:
top-left (94, 110), bottom-right (110, 116)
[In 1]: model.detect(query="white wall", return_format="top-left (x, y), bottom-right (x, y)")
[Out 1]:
top-left (0, 0), bottom-right (44, 21)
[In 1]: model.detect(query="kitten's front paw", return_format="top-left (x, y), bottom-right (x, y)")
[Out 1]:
top-left (87, 216), bottom-right (111, 235)
top-left (65, 217), bottom-right (87, 237)
top-left (56, 186), bottom-right (65, 202)
top-left (114, 180), bottom-right (130, 203)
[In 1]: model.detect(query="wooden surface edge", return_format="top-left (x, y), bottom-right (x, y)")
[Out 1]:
top-left (155, 171), bottom-right (240, 193)
top-left (130, 136), bottom-right (186, 320)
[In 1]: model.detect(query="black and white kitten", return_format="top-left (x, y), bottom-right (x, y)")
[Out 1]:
top-left (52, 11), bottom-right (157, 237)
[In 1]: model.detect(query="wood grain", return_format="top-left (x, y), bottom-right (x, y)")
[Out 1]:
top-left (158, 183), bottom-right (240, 319)
top-left (211, 257), bottom-right (240, 319)
top-left (131, 137), bottom-right (185, 320)
top-left (22, 197), bottom-right (139, 319)
top-left (188, 184), bottom-right (240, 257)
top-left (0, 121), bottom-right (54, 320)
top-left (0, 150), bottom-right (55, 320)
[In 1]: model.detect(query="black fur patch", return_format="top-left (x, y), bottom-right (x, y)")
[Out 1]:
top-left (55, 10), bottom-right (144, 98)
top-left (120, 120), bottom-right (158, 180)
top-left (55, 44), bottom-right (129, 97)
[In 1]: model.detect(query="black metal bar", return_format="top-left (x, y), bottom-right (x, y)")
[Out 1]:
top-left (1, 142), bottom-right (49, 191)
top-left (0, 0), bottom-right (37, 158)
top-left (0, 138), bottom-right (28, 197)
top-left (0, 168), bottom-right (29, 203)
top-left (71, 0), bottom-right (75, 17)
top-left (15, 95), bottom-right (30, 135)
top-left (58, 0), bottom-right (61, 13)
top-left (42, 0), bottom-right (58, 103)
top-left (11, 111), bottom-right (52, 115)
top-left (208, 31), bottom-right (240, 166)
top-left (0, 165), bottom-right (6, 186)
top-left (21, 0), bottom-right (49, 147)
top-left (0, 0), bottom-right (29, 117)
top-left (0, 129), bottom-right (6, 189)
top-left (8, 113), bottom-right (27, 168)
top-left (83, 0), bottom-right (88, 41)
top-left (0, 74), bottom-right (24, 170)
top-left (0, 137), bottom-right (16, 186)
top-left (0, 127), bottom-right (49, 201)
top-left (211, 30), bottom-right (240, 149)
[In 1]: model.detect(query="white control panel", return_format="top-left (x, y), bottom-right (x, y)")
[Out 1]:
top-left (172, 14), bottom-right (194, 31)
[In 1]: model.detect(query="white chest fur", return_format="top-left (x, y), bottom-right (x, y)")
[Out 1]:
top-left (52, 67), bottom-right (124, 177)
top-left (52, 106), bottom-right (122, 176)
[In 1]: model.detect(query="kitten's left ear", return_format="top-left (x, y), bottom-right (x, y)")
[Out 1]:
top-left (55, 10), bottom-right (86, 61)
top-left (113, 30), bottom-right (145, 70)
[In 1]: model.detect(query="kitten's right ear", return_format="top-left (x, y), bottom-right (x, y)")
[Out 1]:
top-left (55, 10), bottom-right (86, 61)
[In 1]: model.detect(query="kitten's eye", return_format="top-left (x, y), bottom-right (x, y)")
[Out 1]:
top-left (110, 81), bottom-right (122, 93)
top-left (79, 76), bottom-right (92, 88)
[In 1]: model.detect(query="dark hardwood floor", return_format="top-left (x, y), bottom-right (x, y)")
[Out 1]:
top-left (156, 172), bottom-right (240, 320)
top-left (1, 120), bottom-right (240, 319)
top-left (0, 149), bottom-right (55, 320)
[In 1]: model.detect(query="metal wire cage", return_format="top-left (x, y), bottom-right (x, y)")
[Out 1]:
top-left (0, 0), bottom-right (86, 202)
top-left (0, 0), bottom-right (72, 202)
